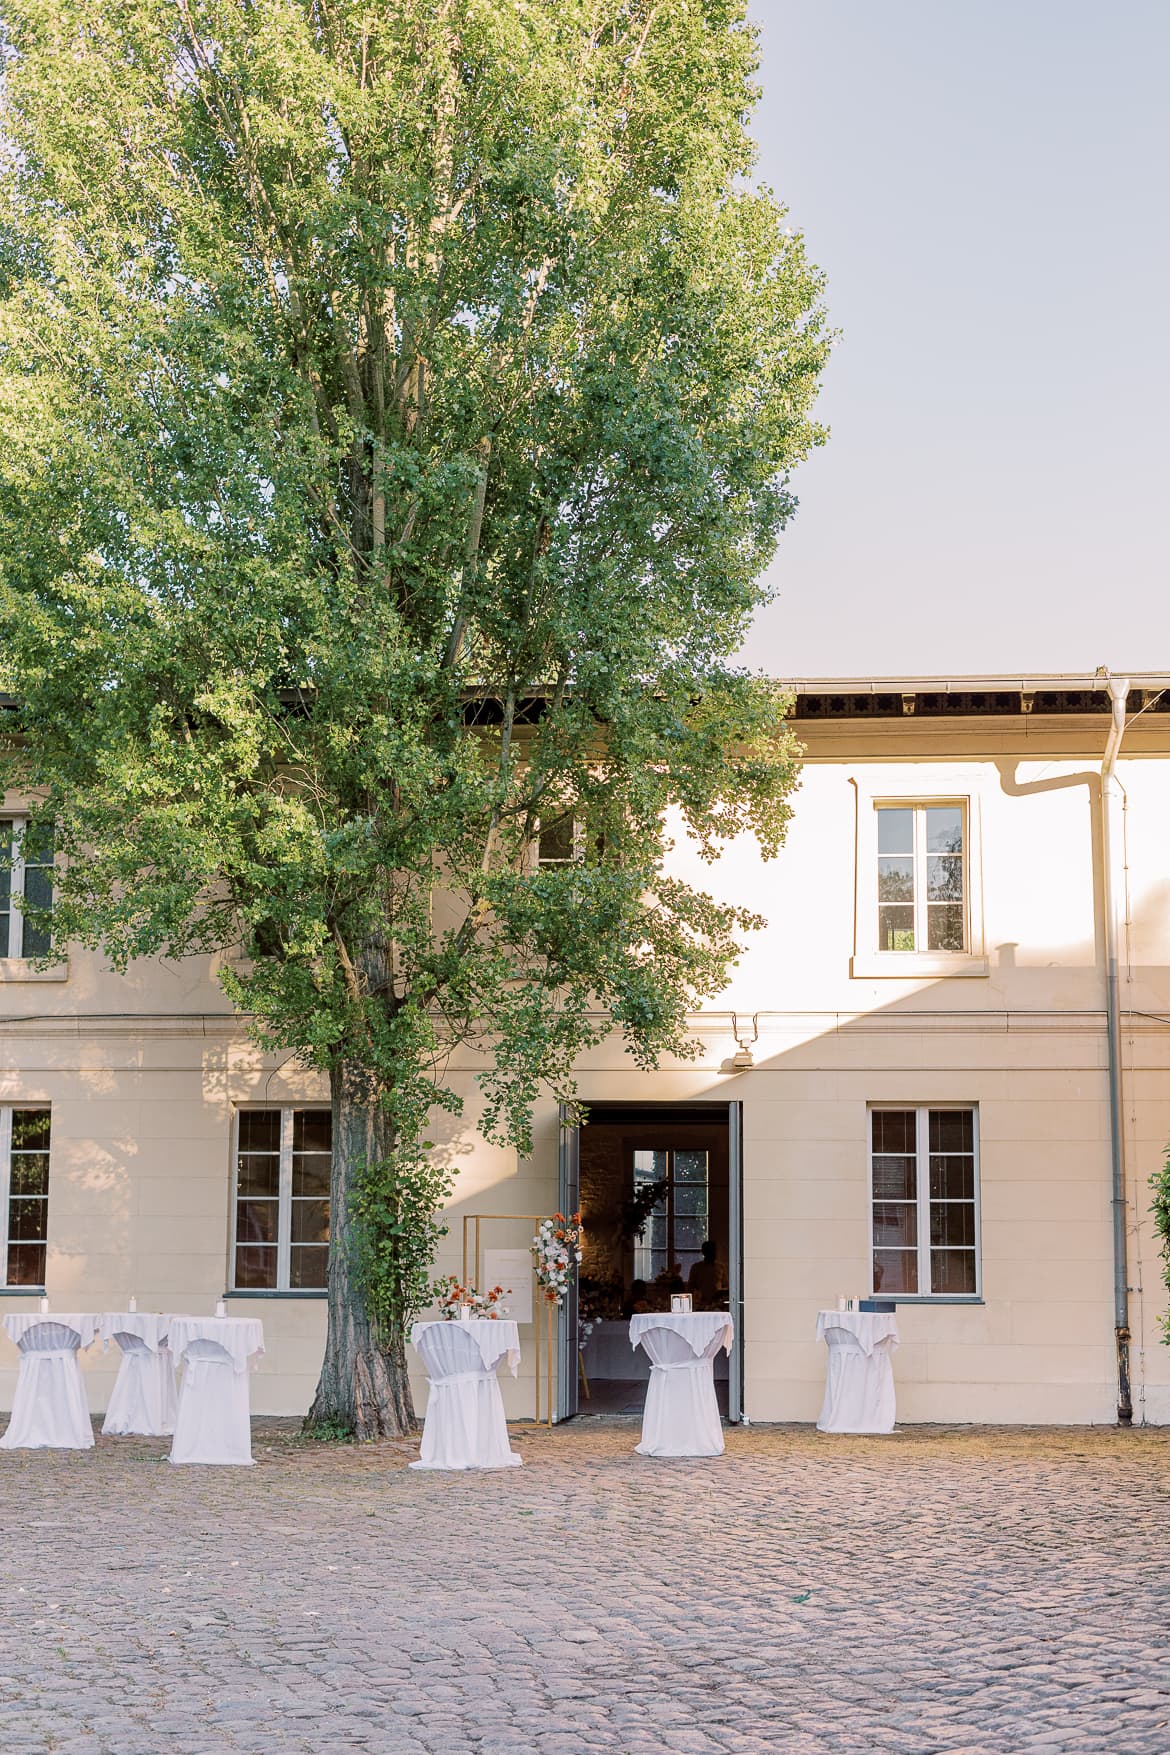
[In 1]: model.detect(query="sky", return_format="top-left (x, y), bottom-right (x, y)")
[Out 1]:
top-left (743, 0), bottom-right (1169, 681)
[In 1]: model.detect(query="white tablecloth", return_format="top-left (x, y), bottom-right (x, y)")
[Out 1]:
top-left (167, 1316), bottom-right (264, 1374)
top-left (410, 1318), bottom-right (521, 1377)
top-left (99, 1312), bottom-right (176, 1438)
top-left (410, 1320), bottom-right (522, 1470)
top-left (629, 1313), bottom-right (734, 1458)
top-left (0, 1314), bottom-right (97, 1450)
top-left (167, 1317), bottom-right (264, 1466)
top-left (815, 1310), bottom-right (899, 1434)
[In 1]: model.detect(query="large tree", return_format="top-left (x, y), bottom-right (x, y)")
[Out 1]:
top-left (0, 0), bottom-right (827, 1437)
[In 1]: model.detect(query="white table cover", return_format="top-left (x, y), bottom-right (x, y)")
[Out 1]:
top-left (98, 1312), bottom-right (177, 1438)
top-left (815, 1310), bottom-right (899, 1434)
top-left (629, 1313), bottom-right (734, 1458)
top-left (0, 1314), bottom-right (98, 1451)
top-left (409, 1320), bottom-right (522, 1471)
top-left (167, 1316), bottom-right (264, 1466)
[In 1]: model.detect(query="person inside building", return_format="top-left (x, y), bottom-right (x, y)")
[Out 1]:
top-left (687, 1239), bottom-right (725, 1308)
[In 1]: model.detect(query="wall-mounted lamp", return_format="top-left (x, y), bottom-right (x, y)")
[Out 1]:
top-left (730, 1012), bottom-right (759, 1071)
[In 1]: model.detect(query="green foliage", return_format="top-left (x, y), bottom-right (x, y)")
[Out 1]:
top-left (1150, 1149), bottom-right (1170, 1344)
top-left (0, 2), bottom-right (827, 1357)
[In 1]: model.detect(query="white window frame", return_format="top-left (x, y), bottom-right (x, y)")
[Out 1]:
top-left (0, 1105), bottom-right (51, 1290)
top-left (0, 812), bottom-right (66, 982)
top-left (850, 779), bottom-right (987, 978)
top-left (868, 1103), bottom-right (981, 1301)
top-left (231, 1105), bottom-right (331, 1294)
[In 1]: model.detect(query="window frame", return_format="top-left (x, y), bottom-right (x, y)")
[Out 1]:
top-left (0, 816), bottom-right (53, 960)
top-left (631, 1145), bottom-right (710, 1285)
top-left (230, 1105), bottom-right (331, 1296)
top-left (0, 1105), bottom-right (51, 1291)
top-left (850, 781), bottom-right (987, 978)
top-left (868, 1103), bottom-right (982, 1302)
top-left (534, 814), bottom-right (586, 867)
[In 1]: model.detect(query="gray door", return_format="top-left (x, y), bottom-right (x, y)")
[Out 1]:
top-left (556, 1104), bottom-right (581, 1421)
top-left (727, 1099), bottom-right (744, 1422)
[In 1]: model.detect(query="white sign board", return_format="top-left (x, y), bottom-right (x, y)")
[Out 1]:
top-left (482, 1247), bottom-right (535, 1326)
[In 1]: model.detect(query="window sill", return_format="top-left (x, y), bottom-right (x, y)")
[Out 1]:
top-left (227, 1290), bottom-right (328, 1300)
top-left (0, 959), bottom-right (68, 982)
top-left (0, 1286), bottom-right (47, 1297)
top-left (881, 1296), bottom-right (985, 1306)
top-left (851, 953), bottom-right (988, 980)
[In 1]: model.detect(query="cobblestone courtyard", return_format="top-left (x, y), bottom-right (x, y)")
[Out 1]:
top-left (1, 1419), bottom-right (1169, 1755)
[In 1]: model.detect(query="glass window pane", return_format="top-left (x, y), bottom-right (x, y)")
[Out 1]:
top-left (872, 1111), bottom-right (916, 1154)
top-left (673, 1150), bottom-right (708, 1182)
top-left (9, 1153), bottom-right (49, 1197)
top-left (291, 1153), bottom-right (331, 1198)
top-left (929, 1110), bottom-right (973, 1154)
top-left (926, 806), bottom-right (963, 854)
top-left (237, 1154), bottom-right (280, 1198)
top-left (22, 823), bottom-right (54, 867)
top-left (633, 1149), bottom-right (668, 1183)
top-left (673, 1182), bottom-right (707, 1218)
top-left (239, 1111), bottom-right (280, 1152)
top-left (926, 855), bottom-right (963, 902)
top-left (929, 1155), bottom-right (974, 1201)
top-left (927, 904), bottom-right (965, 951)
top-left (0, 910), bottom-right (9, 958)
top-left (234, 1244), bottom-right (277, 1290)
top-left (290, 1246), bottom-right (328, 1289)
top-left (538, 818), bottom-right (575, 863)
top-left (930, 1249), bottom-right (976, 1295)
top-left (7, 1241), bottom-right (46, 1286)
top-left (8, 1198), bottom-right (47, 1242)
top-left (292, 1110), bottom-right (331, 1153)
top-left (874, 1248), bottom-right (916, 1294)
top-left (873, 1202), bottom-right (917, 1247)
top-left (236, 1198), bottom-right (278, 1243)
top-left (674, 1216), bottom-right (705, 1253)
top-left (11, 1110), bottom-right (51, 1151)
top-left (877, 808), bottom-right (914, 854)
top-left (877, 856), bottom-right (915, 903)
top-left (930, 1203), bottom-right (976, 1247)
top-left (291, 1199), bottom-right (330, 1244)
top-left (878, 905), bottom-right (915, 950)
top-left (872, 1154), bottom-right (916, 1200)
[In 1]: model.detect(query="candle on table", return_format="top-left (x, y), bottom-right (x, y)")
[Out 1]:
top-left (39, 1296), bottom-right (49, 1313)
top-left (215, 1300), bottom-right (227, 1318)
top-left (128, 1295), bottom-right (137, 1313)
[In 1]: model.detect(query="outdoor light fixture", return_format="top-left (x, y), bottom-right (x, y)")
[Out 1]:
top-left (730, 1012), bottom-right (759, 1070)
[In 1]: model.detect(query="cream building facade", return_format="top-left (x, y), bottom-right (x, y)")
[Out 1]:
top-left (2, 674), bottom-right (1169, 1426)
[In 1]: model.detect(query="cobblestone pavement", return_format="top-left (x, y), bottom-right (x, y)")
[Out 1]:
top-left (2, 1418), bottom-right (1169, 1755)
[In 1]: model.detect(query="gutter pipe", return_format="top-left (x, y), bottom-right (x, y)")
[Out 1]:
top-left (1100, 674), bottom-right (1132, 1425)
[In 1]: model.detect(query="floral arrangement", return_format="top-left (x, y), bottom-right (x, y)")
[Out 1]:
top-left (431, 1275), bottom-right (511, 1320)
top-left (532, 1211), bottom-right (584, 1306)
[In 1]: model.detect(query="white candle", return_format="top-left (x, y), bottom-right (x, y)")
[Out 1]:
top-left (128, 1295), bottom-right (137, 1313)
top-left (39, 1295), bottom-right (49, 1313)
top-left (215, 1299), bottom-right (227, 1318)
top-left (837, 1295), bottom-right (847, 1312)
top-left (459, 1303), bottom-right (472, 1322)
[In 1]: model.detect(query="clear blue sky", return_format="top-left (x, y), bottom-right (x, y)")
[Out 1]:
top-left (743, 0), bottom-right (1169, 680)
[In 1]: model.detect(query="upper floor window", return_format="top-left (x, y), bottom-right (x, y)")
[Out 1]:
top-left (536, 816), bottom-right (582, 865)
top-left (870, 1106), bottom-right (979, 1299)
top-left (0, 820), bottom-right (54, 958)
top-left (877, 803), bottom-right (965, 953)
top-left (0, 1108), bottom-right (51, 1288)
top-left (232, 1108), bottom-right (331, 1292)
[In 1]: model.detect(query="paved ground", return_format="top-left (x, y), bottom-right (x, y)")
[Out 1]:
top-left (1, 1419), bottom-right (1169, 1755)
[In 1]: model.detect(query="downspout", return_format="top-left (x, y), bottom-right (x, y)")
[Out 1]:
top-left (1100, 674), bottom-right (1132, 1425)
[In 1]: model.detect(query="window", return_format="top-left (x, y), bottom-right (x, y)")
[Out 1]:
top-left (877, 803), bottom-right (965, 953)
top-left (870, 1107), bottom-right (979, 1298)
top-left (0, 820), bottom-right (54, 958)
top-left (536, 816), bottom-right (582, 865)
top-left (632, 1147), bottom-right (709, 1284)
top-left (0, 1108), bottom-right (51, 1287)
top-left (233, 1108), bottom-right (331, 1291)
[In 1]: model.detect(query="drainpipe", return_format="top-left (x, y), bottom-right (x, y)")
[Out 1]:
top-left (1100, 674), bottom-right (1132, 1425)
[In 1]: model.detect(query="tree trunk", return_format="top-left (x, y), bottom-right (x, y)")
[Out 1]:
top-left (306, 1061), bottom-right (416, 1440)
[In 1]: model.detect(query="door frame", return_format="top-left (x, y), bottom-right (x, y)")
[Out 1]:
top-left (557, 1098), bottom-right (745, 1423)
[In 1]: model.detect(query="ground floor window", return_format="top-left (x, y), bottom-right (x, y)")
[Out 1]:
top-left (0, 1107), bottom-right (51, 1287)
top-left (632, 1145), bottom-right (710, 1286)
top-left (233, 1108), bottom-right (331, 1291)
top-left (870, 1105), bottom-right (979, 1297)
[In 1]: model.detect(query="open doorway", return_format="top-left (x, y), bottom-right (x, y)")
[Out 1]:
top-left (572, 1103), bottom-right (737, 1417)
